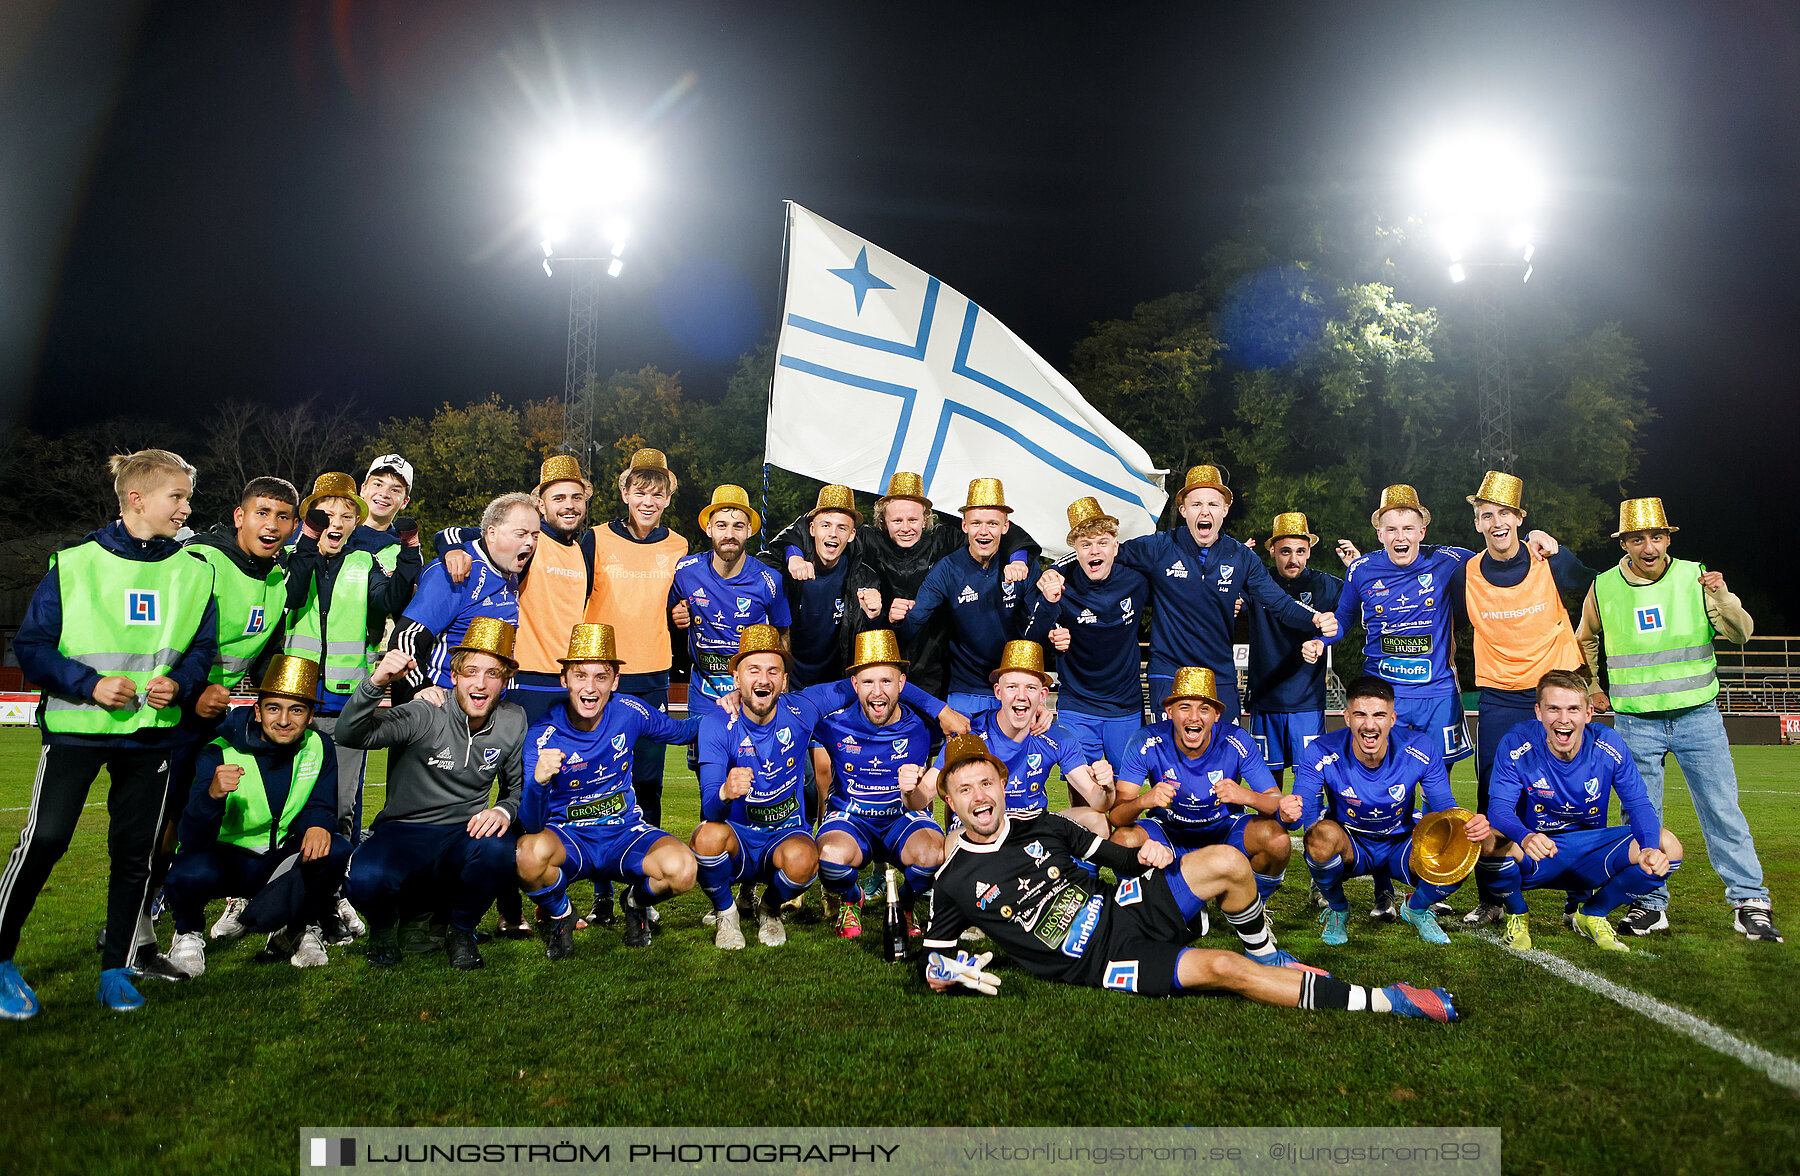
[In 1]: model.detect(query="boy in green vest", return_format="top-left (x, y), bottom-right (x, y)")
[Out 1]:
top-left (0, 449), bottom-right (220, 1018)
top-left (1576, 497), bottom-right (1781, 943)
top-left (284, 472), bottom-right (422, 852)
top-left (163, 655), bottom-right (350, 976)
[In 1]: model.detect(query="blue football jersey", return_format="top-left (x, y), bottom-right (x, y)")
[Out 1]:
top-left (935, 709), bottom-right (1091, 813)
top-left (670, 554), bottom-right (793, 709)
top-left (402, 548), bottom-right (520, 688)
top-left (1488, 721), bottom-right (1660, 848)
top-left (1116, 719), bottom-right (1278, 830)
top-left (519, 695), bottom-right (698, 832)
top-left (1327, 545), bottom-right (1474, 699)
top-left (696, 695), bottom-right (819, 831)
top-left (1295, 725), bottom-right (1454, 837)
top-left (803, 682), bottom-right (935, 820)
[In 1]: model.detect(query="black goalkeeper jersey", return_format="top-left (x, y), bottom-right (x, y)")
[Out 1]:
top-left (923, 810), bottom-right (1152, 985)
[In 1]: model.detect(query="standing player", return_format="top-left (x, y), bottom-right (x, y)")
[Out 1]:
top-left (1450, 472), bottom-right (1595, 926)
top-left (1478, 670), bottom-right (1683, 952)
top-left (1243, 512), bottom-right (1342, 787)
top-left (1029, 497), bottom-right (1150, 770)
top-left (351, 453), bottom-right (414, 565)
top-left (583, 448), bottom-right (688, 926)
top-left (761, 484), bottom-right (877, 689)
top-left (513, 625), bottom-right (700, 957)
top-left (338, 620), bottom-right (527, 970)
top-left (920, 641), bottom-right (1113, 835)
top-left (1577, 497), bottom-right (1780, 942)
top-left (1108, 668), bottom-right (1297, 903)
top-left (670, 485), bottom-right (791, 737)
top-left (893, 478), bottom-right (1042, 717)
top-left (922, 736), bottom-right (1458, 1020)
top-left (1296, 676), bottom-right (1488, 946)
top-left (690, 627), bottom-right (820, 950)
top-left (2, 449), bottom-right (219, 1017)
top-left (1113, 466), bottom-right (1336, 722)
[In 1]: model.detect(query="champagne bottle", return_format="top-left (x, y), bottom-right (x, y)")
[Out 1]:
top-left (883, 866), bottom-right (907, 962)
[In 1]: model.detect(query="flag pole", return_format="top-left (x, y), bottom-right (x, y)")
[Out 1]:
top-left (760, 200), bottom-right (798, 543)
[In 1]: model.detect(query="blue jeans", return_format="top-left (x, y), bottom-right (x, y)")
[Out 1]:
top-left (1610, 702), bottom-right (1767, 910)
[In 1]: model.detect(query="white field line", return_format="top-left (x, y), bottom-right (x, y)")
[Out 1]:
top-left (1470, 927), bottom-right (1800, 1096)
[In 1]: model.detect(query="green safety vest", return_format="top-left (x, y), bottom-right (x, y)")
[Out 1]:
top-left (285, 550), bottom-right (373, 695)
top-left (188, 545), bottom-right (287, 688)
top-left (1593, 557), bottom-right (1720, 714)
top-left (368, 541), bottom-right (401, 664)
top-left (44, 541), bottom-right (214, 736)
top-left (214, 730), bottom-right (325, 855)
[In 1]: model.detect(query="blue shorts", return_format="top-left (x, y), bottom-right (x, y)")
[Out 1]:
top-left (1138, 813), bottom-right (1253, 858)
top-left (1341, 828), bottom-right (1434, 889)
top-left (724, 821), bottom-right (815, 884)
top-left (1518, 826), bottom-right (1638, 892)
top-left (818, 808), bottom-right (942, 866)
top-left (1394, 693), bottom-right (1472, 764)
top-left (1056, 708), bottom-right (1143, 767)
top-left (1247, 710), bottom-right (1323, 771)
top-left (551, 821), bottom-right (672, 884)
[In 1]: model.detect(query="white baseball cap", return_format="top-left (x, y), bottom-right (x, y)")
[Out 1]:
top-left (364, 454), bottom-right (414, 491)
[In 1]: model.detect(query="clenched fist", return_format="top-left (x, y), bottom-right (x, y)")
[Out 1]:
top-left (534, 748), bottom-right (566, 784)
top-left (210, 763), bottom-right (245, 799)
top-left (723, 765), bottom-right (754, 800)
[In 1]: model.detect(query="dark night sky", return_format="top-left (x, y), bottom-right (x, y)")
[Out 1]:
top-left (5, 0), bottom-right (1798, 619)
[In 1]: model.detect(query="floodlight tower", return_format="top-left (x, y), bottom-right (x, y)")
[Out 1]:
top-left (531, 133), bottom-right (644, 459)
top-left (1416, 132), bottom-right (1545, 473)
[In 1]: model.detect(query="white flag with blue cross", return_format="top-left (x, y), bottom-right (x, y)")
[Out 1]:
top-left (768, 202), bottom-right (1168, 556)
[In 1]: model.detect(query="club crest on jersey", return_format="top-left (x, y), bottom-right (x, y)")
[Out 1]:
top-left (1023, 841), bottom-right (1049, 865)
top-left (975, 882), bottom-right (999, 910)
top-left (612, 734), bottom-right (629, 752)
top-left (1115, 878), bottom-right (1143, 907)
top-left (482, 747), bottom-right (501, 770)
top-left (1001, 580), bottom-right (1017, 599)
top-left (734, 597), bottom-right (753, 616)
top-left (242, 606), bottom-right (266, 636)
top-left (1103, 961), bottom-right (1140, 991)
top-left (776, 727), bottom-right (794, 747)
top-left (957, 586), bottom-right (980, 604)
top-left (1635, 606), bottom-right (1664, 632)
top-left (1583, 777), bottom-right (1601, 799)
top-left (1208, 770), bottom-right (1223, 785)
top-left (1165, 560), bottom-right (1188, 579)
top-left (1299, 592), bottom-right (1313, 607)
top-left (125, 590), bottom-right (160, 625)
top-left (1120, 596), bottom-right (1135, 621)
top-left (891, 738), bottom-right (908, 756)
top-left (1417, 573), bottom-right (1433, 590)
top-left (1388, 783), bottom-right (1407, 802)
top-left (1216, 564), bottom-right (1235, 591)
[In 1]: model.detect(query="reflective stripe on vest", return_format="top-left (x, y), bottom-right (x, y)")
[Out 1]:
top-left (515, 534), bottom-right (590, 674)
top-left (44, 542), bottom-right (213, 735)
top-left (1593, 558), bottom-right (1719, 713)
top-left (286, 551), bottom-right (374, 694)
top-left (189, 545), bottom-right (287, 687)
top-left (1464, 554), bottom-right (1581, 691)
top-left (215, 730), bottom-right (325, 854)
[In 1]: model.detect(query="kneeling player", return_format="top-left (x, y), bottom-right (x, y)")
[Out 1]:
top-left (1477, 670), bottom-right (1683, 953)
top-left (515, 625), bottom-right (700, 958)
top-left (922, 640), bottom-right (1113, 839)
top-left (1108, 668), bottom-right (1297, 903)
top-left (923, 737), bottom-right (1457, 1020)
top-left (691, 626), bottom-right (822, 949)
top-left (1297, 677), bottom-right (1488, 946)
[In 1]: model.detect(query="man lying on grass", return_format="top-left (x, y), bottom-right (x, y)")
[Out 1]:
top-left (920, 735), bottom-right (1460, 1020)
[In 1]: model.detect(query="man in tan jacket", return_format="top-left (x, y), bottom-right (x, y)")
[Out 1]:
top-left (1575, 497), bottom-right (1779, 943)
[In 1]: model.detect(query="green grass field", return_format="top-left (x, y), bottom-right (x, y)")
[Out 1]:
top-left (0, 726), bottom-right (1794, 1175)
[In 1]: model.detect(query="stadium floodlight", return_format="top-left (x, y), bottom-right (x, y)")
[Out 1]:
top-left (526, 128), bottom-right (649, 458)
top-left (1415, 128), bottom-right (1545, 282)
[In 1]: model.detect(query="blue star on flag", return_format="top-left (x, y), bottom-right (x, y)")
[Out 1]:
top-left (828, 246), bottom-right (893, 314)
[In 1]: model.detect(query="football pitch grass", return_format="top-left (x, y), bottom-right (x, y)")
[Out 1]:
top-left (0, 728), bottom-right (1793, 1175)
